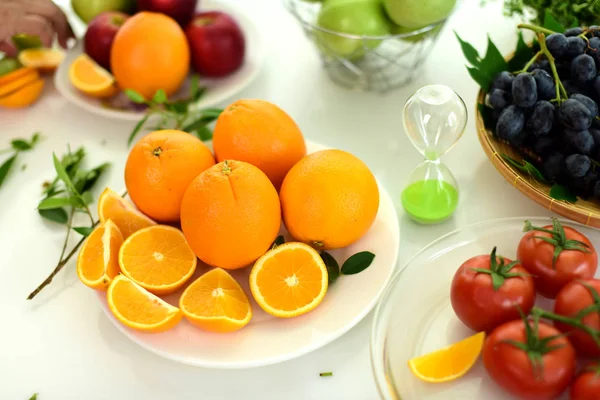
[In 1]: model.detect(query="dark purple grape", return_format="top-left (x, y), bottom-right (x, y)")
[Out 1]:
top-left (559, 99), bottom-right (592, 130)
top-left (527, 62), bottom-right (541, 72)
top-left (565, 27), bottom-right (584, 37)
top-left (562, 80), bottom-right (583, 96)
top-left (531, 69), bottom-right (555, 100)
top-left (566, 37), bottom-right (587, 59)
top-left (587, 37), bottom-right (600, 67)
top-left (546, 33), bottom-right (568, 59)
top-left (533, 136), bottom-right (556, 155)
top-left (491, 71), bottom-right (514, 92)
top-left (489, 89), bottom-right (511, 110)
top-left (590, 26), bottom-right (600, 38)
top-left (564, 129), bottom-right (595, 155)
top-left (594, 181), bottom-right (600, 198)
top-left (496, 105), bottom-right (525, 143)
top-left (565, 154), bottom-right (591, 177)
top-left (526, 100), bottom-right (555, 135)
top-left (571, 54), bottom-right (597, 84)
top-left (593, 76), bottom-right (600, 99)
top-left (538, 59), bottom-right (552, 73)
top-left (590, 128), bottom-right (600, 146)
top-left (512, 73), bottom-right (537, 108)
top-left (543, 152), bottom-right (565, 181)
top-left (571, 169), bottom-right (600, 198)
top-left (571, 93), bottom-right (599, 118)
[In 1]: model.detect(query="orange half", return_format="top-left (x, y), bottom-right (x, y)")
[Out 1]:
top-left (118, 225), bottom-right (197, 295)
top-left (98, 187), bottom-right (156, 239)
top-left (249, 242), bottom-right (328, 318)
top-left (18, 48), bottom-right (65, 72)
top-left (408, 332), bottom-right (485, 383)
top-left (107, 274), bottom-right (183, 333)
top-left (76, 219), bottom-right (123, 290)
top-left (179, 268), bottom-right (252, 333)
top-left (68, 54), bottom-right (118, 98)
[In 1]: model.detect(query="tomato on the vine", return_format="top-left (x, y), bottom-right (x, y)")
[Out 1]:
top-left (570, 362), bottom-right (600, 400)
top-left (451, 246), bottom-right (535, 332)
top-left (517, 218), bottom-right (597, 299)
top-left (483, 318), bottom-right (576, 399)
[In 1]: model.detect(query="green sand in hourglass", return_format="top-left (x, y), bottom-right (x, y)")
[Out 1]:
top-left (400, 85), bottom-right (468, 224)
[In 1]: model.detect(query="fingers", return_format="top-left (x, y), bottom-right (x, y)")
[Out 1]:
top-left (18, 14), bottom-right (54, 48)
top-left (21, 0), bottom-right (74, 49)
top-left (0, 41), bottom-right (18, 58)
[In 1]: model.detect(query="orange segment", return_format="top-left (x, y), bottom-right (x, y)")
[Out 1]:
top-left (0, 68), bottom-right (39, 97)
top-left (69, 54), bottom-right (118, 98)
top-left (179, 268), bottom-right (252, 333)
top-left (18, 48), bottom-right (65, 72)
top-left (76, 219), bottom-right (123, 290)
top-left (408, 332), bottom-right (486, 383)
top-left (0, 78), bottom-right (44, 108)
top-left (249, 242), bottom-right (328, 318)
top-left (98, 187), bottom-right (156, 239)
top-left (0, 67), bottom-right (35, 86)
top-left (118, 225), bottom-right (197, 295)
top-left (107, 274), bottom-right (183, 333)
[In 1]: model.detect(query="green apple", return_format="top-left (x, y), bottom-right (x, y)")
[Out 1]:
top-left (316, 0), bottom-right (392, 60)
top-left (383, 0), bottom-right (456, 29)
top-left (391, 23), bottom-right (442, 43)
top-left (71, 0), bottom-right (135, 24)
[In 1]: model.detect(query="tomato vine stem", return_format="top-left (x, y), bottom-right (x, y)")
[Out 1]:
top-left (470, 246), bottom-right (528, 291)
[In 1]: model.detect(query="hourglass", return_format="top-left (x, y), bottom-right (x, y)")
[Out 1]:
top-left (400, 84), bottom-right (468, 224)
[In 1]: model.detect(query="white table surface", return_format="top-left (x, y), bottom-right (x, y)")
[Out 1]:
top-left (1, 0), bottom-right (557, 399)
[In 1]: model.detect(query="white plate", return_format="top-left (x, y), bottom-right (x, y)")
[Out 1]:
top-left (371, 217), bottom-right (600, 400)
top-left (96, 140), bottom-right (400, 369)
top-left (54, 1), bottom-right (265, 121)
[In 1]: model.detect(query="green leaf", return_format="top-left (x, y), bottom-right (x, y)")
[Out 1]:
top-left (190, 75), bottom-right (201, 101)
top-left (128, 114), bottom-right (150, 146)
top-left (73, 226), bottom-right (94, 237)
top-left (319, 372), bottom-right (333, 377)
top-left (29, 393), bottom-right (38, 400)
top-left (508, 32), bottom-right (536, 71)
top-left (37, 195), bottom-right (80, 210)
top-left (80, 191), bottom-right (94, 205)
top-left (454, 31), bottom-right (481, 67)
top-left (38, 208), bottom-right (68, 224)
top-left (549, 184), bottom-right (577, 203)
top-left (52, 153), bottom-right (76, 193)
top-left (480, 36), bottom-right (509, 81)
top-left (467, 67), bottom-right (493, 93)
top-left (30, 132), bottom-right (40, 146)
top-left (341, 251), bottom-right (375, 275)
top-left (478, 103), bottom-right (496, 132)
top-left (11, 34), bottom-right (42, 51)
top-left (0, 154), bottom-right (17, 189)
top-left (271, 235), bottom-right (285, 249)
top-left (200, 108), bottom-right (224, 118)
top-left (194, 126), bottom-right (213, 141)
top-left (124, 89), bottom-right (146, 104)
top-left (500, 154), bottom-right (547, 183)
top-left (543, 11), bottom-right (565, 33)
top-left (152, 89), bottom-right (167, 104)
top-left (167, 101), bottom-right (189, 114)
top-left (0, 58), bottom-right (20, 77)
top-left (11, 139), bottom-right (32, 151)
top-left (321, 251), bottom-right (340, 284)
top-left (182, 114), bottom-right (220, 134)
top-left (76, 163), bottom-right (110, 194)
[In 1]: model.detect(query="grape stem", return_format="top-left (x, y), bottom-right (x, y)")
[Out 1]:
top-left (518, 50), bottom-right (543, 73)
top-left (517, 24), bottom-right (556, 35)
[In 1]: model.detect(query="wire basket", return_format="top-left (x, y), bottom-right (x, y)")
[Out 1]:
top-left (284, 0), bottom-right (447, 93)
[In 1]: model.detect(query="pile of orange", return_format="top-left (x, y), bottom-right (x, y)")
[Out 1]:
top-left (77, 99), bottom-right (380, 334)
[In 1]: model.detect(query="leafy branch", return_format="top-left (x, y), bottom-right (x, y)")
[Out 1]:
top-left (126, 76), bottom-right (224, 146)
top-left (0, 132), bottom-right (41, 190)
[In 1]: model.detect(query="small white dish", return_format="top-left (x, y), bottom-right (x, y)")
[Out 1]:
top-left (54, 1), bottom-right (265, 121)
top-left (96, 140), bottom-right (400, 369)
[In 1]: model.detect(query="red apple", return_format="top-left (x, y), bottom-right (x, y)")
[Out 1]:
top-left (185, 11), bottom-right (245, 78)
top-left (136, 0), bottom-right (198, 26)
top-left (84, 11), bottom-right (129, 70)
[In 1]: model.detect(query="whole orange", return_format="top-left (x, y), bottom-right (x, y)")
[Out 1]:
top-left (125, 130), bottom-right (215, 223)
top-left (110, 12), bottom-right (190, 99)
top-left (180, 160), bottom-right (281, 270)
top-left (212, 99), bottom-right (307, 190)
top-left (280, 149), bottom-right (379, 250)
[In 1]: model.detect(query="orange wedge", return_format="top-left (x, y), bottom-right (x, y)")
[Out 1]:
top-left (107, 274), bottom-right (183, 333)
top-left (76, 219), bottom-right (123, 290)
top-left (118, 225), bottom-right (197, 295)
top-left (408, 332), bottom-right (485, 383)
top-left (179, 268), bottom-right (252, 333)
top-left (68, 54), bottom-right (118, 98)
top-left (249, 242), bottom-right (328, 318)
top-left (0, 67), bottom-right (35, 86)
top-left (0, 68), bottom-right (39, 97)
top-left (98, 187), bottom-right (156, 239)
top-left (18, 48), bottom-right (65, 72)
top-left (0, 78), bottom-right (44, 108)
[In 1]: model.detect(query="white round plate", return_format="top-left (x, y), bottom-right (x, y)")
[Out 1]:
top-left (96, 140), bottom-right (400, 368)
top-left (371, 217), bottom-right (600, 400)
top-left (54, 1), bottom-right (265, 121)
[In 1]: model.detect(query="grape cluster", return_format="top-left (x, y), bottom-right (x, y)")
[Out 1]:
top-left (488, 27), bottom-right (600, 199)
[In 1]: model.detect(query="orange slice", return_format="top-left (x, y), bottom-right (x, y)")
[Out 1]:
top-left (76, 219), bottom-right (123, 290)
top-left (0, 68), bottom-right (39, 97)
top-left (179, 268), bottom-right (252, 333)
top-left (0, 67), bottom-right (35, 86)
top-left (118, 225), bottom-right (197, 295)
top-left (107, 274), bottom-right (183, 333)
top-left (98, 187), bottom-right (156, 239)
top-left (68, 54), bottom-right (118, 98)
top-left (0, 78), bottom-right (44, 108)
top-left (249, 242), bottom-right (328, 318)
top-left (408, 332), bottom-right (486, 383)
top-left (18, 48), bottom-right (65, 72)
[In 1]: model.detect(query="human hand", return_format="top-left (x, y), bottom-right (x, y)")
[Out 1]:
top-left (0, 0), bottom-right (74, 57)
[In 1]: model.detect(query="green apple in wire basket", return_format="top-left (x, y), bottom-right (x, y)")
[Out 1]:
top-left (316, 0), bottom-right (392, 60)
top-left (383, 0), bottom-right (457, 29)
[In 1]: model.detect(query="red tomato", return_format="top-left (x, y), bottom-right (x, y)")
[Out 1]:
top-left (483, 319), bottom-right (576, 399)
top-left (571, 362), bottom-right (600, 400)
top-left (451, 247), bottom-right (536, 332)
top-left (517, 218), bottom-right (597, 299)
top-left (554, 279), bottom-right (600, 358)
